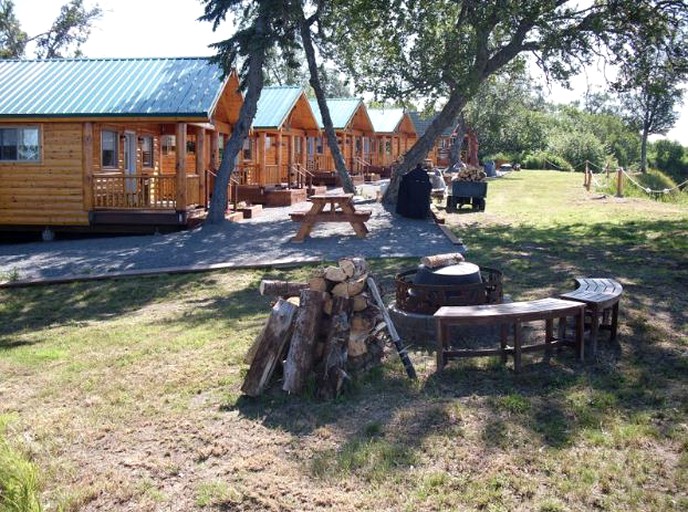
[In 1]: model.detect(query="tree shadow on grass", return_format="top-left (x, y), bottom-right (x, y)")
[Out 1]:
top-left (0, 270), bottom-right (271, 347)
top-left (226, 217), bottom-right (687, 480)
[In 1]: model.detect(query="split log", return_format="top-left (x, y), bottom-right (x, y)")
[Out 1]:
top-left (309, 276), bottom-right (329, 293)
top-left (420, 252), bottom-right (465, 269)
top-left (324, 266), bottom-right (347, 283)
top-left (339, 257), bottom-right (368, 279)
top-left (317, 295), bottom-right (352, 399)
top-left (351, 308), bottom-right (379, 334)
top-left (259, 279), bottom-right (308, 297)
top-left (331, 274), bottom-right (368, 298)
top-left (348, 333), bottom-right (368, 357)
top-left (282, 289), bottom-right (324, 394)
top-left (352, 293), bottom-right (369, 312)
top-left (322, 293), bottom-right (333, 315)
top-left (241, 298), bottom-right (298, 397)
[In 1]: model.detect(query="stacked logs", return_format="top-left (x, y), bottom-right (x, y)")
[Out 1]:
top-left (453, 166), bottom-right (487, 182)
top-left (241, 257), bottom-right (387, 399)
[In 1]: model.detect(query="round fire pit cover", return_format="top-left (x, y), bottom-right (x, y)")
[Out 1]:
top-left (413, 262), bottom-right (481, 286)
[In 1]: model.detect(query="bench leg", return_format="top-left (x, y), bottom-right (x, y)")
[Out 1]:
top-left (545, 318), bottom-right (554, 356)
top-left (513, 322), bottom-right (522, 373)
top-left (292, 221), bottom-right (314, 242)
top-left (589, 305), bottom-right (600, 357)
top-left (610, 301), bottom-right (619, 341)
top-left (575, 309), bottom-right (585, 362)
top-left (350, 221), bottom-right (369, 238)
top-left (500, 323), bottom-right (508, 364)
top-left (436, 320), bottom-right (446, 373)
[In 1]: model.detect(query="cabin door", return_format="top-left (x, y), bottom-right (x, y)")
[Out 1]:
top-left (123, 132), bottom-right (137, 193)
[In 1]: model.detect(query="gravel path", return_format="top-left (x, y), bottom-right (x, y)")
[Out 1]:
top-left (0, 197), bottom-right (461, 283)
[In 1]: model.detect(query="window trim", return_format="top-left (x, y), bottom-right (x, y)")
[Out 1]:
top-left (0, 125), bottom-right (42, 163)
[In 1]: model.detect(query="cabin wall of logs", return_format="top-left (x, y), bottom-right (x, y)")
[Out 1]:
top-left (241, 257), bottom-right (389, 399)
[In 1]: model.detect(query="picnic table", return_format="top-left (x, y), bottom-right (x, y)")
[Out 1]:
top-left (289, 193), bottom-right (371, 243)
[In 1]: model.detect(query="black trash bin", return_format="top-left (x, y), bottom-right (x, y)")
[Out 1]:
top-left (396, 164), bottom-right (432, 219)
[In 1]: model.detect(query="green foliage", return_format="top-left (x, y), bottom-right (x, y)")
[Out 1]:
top-left (650, 139), bottom-right (688, 184)
top-left (0, 0), bottom-right (26, 58)
top-left (521, 150), bottom-right (572, 171)
top-left (0, 416), bottom-right (42, 512)
top-left (547, 130), bottom-right (607, 170)
top-left (0, 0), bottom-right (101, 59)
top-left (34, 0), bottom-right (102, 58)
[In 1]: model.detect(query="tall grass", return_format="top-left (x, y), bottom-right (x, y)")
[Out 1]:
top-left (0, 416), bottom-right (42, 512)
top-left (593, 168), bottom-right (688, 203)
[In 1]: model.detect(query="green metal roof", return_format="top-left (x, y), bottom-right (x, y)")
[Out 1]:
top-left (0, 57), bottom-right (227, 119)
top-left (309, 98), bottom-right (364, 129)
top-left (252, 86), bottom-right (304, 129)
top-left (367, 108), bottom-right (406, 133)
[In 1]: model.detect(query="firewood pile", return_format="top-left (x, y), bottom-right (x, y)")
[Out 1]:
top-left (241, 257), bottom-right (391, 400)
top-left (453, 166), bottom-right (487, 182)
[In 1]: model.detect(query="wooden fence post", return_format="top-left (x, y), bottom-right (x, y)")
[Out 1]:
top-left (584, 161), bottom-right (590, 191)
top-left (616, 168), bottom-right (624, 197)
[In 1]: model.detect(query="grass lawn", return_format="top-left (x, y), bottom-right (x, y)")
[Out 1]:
top-left (1, 170), bottom-right (687, 511)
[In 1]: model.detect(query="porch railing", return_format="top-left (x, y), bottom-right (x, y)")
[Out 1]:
top-left (93, 174), bottom-right (176, 209)
top-left (290, 163), bottom-right (313, 189)
top-left (351, 156), bottom-right (371, 175)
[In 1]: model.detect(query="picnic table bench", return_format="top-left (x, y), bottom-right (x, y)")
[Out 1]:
top-left (289, 193), bottom-right (371, 242)
top-left (435, 298), bottom-right (585, 373)
top-left (560, 277), bottom-right (623, 356)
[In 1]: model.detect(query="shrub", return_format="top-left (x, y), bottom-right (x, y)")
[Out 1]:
top-left (521, 151), bottom-right (573, 171)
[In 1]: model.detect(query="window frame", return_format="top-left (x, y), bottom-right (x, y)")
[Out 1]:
top-left (101, 129), bottom-right (119, 169)
top-left (0, 125), bottom-right (41, 163)
top-left (141, 135), bottom-right (154, 168)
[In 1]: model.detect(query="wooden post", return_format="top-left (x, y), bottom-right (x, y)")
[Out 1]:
top-left (277, 132), bottom-right (284, 185)
top-left (259, 132), bottom-right (267, 185)
top-left (83, 122), bottom-right (94, 211)
top-left (196, 126), bottom-right (206, 207)
top-left (584, 161), bottom-right (590, 191)
top-left (616, 167), bottom-right (623, 197)
top-left (175, 123), bottom-right (187, 211)
top-left (301, 133), bottom-right (307, 169)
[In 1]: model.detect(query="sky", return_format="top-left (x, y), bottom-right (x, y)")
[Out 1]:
top-left (13, 0), bottom-right (688, 145)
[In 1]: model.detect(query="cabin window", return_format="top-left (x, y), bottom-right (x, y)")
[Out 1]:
top-left (162, 135), bottom-right (175, 155)
top-left (141, 136), bottom-right (154, 168)
top-left (0, 126), bottom-right (40, 162)
top-left (101, 130), bottom-right (118, 168)
top-left (242, 137), bottom-right (252, 160)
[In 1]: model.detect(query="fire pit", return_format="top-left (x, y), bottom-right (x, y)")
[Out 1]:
top-left (396, 263), bottom-right (503, 315)
top-left (389, 261), bottom-right (504, 347)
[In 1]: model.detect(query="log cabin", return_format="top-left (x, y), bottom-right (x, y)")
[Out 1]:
top-left (308, 98), bottom-right (375, 187)
top-left (235, 86), bottom-right (324, 206)
top-left (366, 108), bottom-right (418, 178)
top-left (0, 57), bottom-right (242, 234)
top-left (408, 111), bottom-right (479, 168)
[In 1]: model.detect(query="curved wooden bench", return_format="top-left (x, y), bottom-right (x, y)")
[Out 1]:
top-left (434, 298), bottom-right (585, 373)
top-left (560, 277), bottom-right (623, 356)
